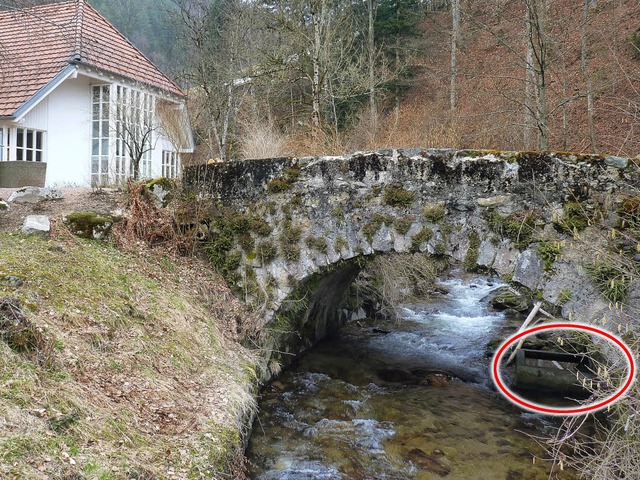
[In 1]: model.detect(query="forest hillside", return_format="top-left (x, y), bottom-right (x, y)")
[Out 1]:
top-left (11, 0), bottom-right (639, 159)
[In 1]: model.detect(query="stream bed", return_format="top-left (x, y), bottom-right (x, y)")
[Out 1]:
top-left (246, 276), bottom-right (578, 479)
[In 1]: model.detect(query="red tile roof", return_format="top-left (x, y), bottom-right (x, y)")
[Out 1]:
top-left (0, 0), bottom-right (184, 117)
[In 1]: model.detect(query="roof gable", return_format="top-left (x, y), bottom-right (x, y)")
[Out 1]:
top-left (0, 0), bottom-right (184, 118)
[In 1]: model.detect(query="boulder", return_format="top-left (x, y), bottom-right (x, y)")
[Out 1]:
top-left (0, 199), bottom-right (8, 211)
top-left (65, 211), bottom-right (115, 240)
top-left (1, 275), bottom-right (24, 288)
top-left (488, 286), bottom-right (533, 313)
top-left (9, 187), bottom-right (62, 204)
top-left (21, 215), bottom-right (50, 236)
top-left (145, 178), bottom-right (175, 208)
top-left (605, 156), bottom-right (628, 169)
top-left (512, 249), bottom-right (544, 290)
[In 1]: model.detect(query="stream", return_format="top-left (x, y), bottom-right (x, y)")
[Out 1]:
top-left (246, 276), bottom-right (577, 479)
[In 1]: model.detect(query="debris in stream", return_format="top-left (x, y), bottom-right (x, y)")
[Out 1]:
top-left (405, 448), bottom-right (451, 477)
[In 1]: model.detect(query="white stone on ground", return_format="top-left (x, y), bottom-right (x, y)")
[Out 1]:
top-left (22, 215), bottom-right (50, 236)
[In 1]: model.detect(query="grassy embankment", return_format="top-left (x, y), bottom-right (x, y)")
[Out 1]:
top-left (0, 231), bottom-right (257, 479)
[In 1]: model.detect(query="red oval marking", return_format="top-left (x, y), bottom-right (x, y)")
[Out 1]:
top-left (491, 323), bottom-right (636, 415)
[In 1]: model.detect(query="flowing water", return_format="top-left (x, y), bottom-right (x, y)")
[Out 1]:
top-left (247, 276), bottom-right (577, 479)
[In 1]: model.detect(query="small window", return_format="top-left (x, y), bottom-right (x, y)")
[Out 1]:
top-left (162, 150), bottom-right (180, 179)
top-left (0, 128), bottom-right (4, 161)
top-left (14, 128), bottom-right (45, 162)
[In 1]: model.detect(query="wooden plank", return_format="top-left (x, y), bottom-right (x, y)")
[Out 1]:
top-left (505, 302), bottom-right (542, 366)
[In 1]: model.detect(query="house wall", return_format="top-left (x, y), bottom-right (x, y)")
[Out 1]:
top-left (19, 73), bottom-right (185, 188)
top-left (42, 75), bottom-right (92, 187)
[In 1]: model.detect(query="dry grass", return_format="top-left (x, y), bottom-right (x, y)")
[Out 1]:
top-left (112, 180), bottom-right (186, 252)
top-left (237, 119), bottom-right (287, 160)
top-left (354, 253), bottom-right (446, 318)
top-left (0, 232), bottom-right (257, 479)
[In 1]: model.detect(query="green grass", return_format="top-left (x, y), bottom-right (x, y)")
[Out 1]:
top-left (0, 232), bottom-right (257, 478)
top-left (585, 262), bottom-right (630, 304)
top-left (537, 240), bottom-right (564, 270)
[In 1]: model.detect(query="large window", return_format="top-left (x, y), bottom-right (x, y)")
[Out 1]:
top-left (95, 84), bottom-right (154, 185)
top-left (162, 150), bottom-right (180, 179)
top-left (92, 85), bottom-right (110, 186)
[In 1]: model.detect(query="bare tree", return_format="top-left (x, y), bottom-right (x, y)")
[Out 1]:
top-left (524, 0), bottom-right (549, 150)
top-left (113, 85), bottom-right (158, 180)
top-left (172, 0), bottom-right (257, 161)
top-left (262, 0), bottom-right (378, 133)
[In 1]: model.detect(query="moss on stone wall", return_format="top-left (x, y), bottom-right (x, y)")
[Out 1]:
top-left (383, 186), bottom-right (415, 208)
top-left (361, 213), bottom-right (393, 242)
top-left (411, 226), bottom-right (433, 251)
top-left (422, 203), bottom-right (446, 222)
top-left (393, 216), bottom-right (414, 235)
top-left (537, 240), bottom-right (564, 270)
top-left (463, 231), bottom-right (482, 271)
top-left (485, 210), bottom-right (537, 248)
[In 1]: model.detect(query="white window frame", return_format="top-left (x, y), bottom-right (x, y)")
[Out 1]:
top-left (162, 150), bottom-right (180, 179)
top-left (15, 128), bottom-right (45, 162)
top-left (92, 83), bottom-right (155, 185)
top-left (91, 84), bottom-right (111, 186)
top-left (0, 127), bottom-right (45, 162)
top-left (0, 127), bottom-right (5, 161)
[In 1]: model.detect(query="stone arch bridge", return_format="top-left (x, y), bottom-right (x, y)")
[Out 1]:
top-left (184, 149), bottom-right (637, 372)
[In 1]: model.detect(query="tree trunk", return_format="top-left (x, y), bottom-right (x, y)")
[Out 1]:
top-left (581, 0), bottom-right (597, 152)
top-left (450, 0), bottom-right (460, 114)
top-left (524, 10), bottom-right (535, 150)
top-left (368, 0), bottom-right (377, 137)
top-left (311, 0), bottom-right (323, 131)
top-left (525, 0), bottom-right (548, 150)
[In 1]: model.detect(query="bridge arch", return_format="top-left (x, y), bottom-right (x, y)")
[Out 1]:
top-left (185, 149), bottom-right (636, 374)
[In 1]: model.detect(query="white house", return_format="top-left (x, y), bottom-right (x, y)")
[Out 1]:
top-left (0, 0), bottom-right (193, 188)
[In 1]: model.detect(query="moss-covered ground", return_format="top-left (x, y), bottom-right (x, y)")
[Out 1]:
top-left (0, 232), bottom-right (257, 479)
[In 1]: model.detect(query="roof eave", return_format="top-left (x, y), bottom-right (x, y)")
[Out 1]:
top-left (75, 62), bottom-right (186, 100)
top-left (13, 64), bottom-right (78, 122)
